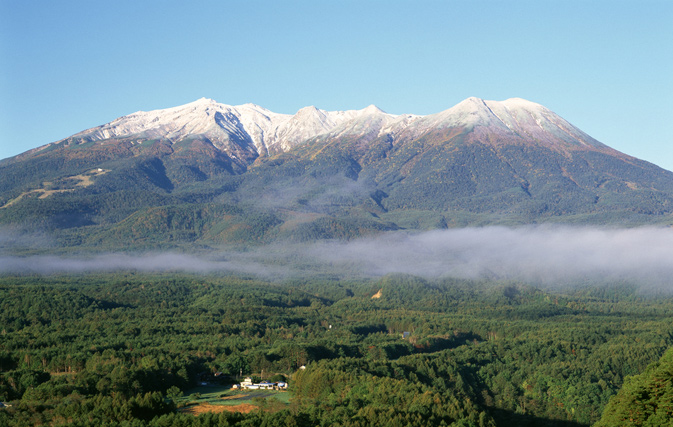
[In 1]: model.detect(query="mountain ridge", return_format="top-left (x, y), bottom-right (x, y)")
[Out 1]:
top-left (2, 96), bottom-right (673, 252)
top-left (21, 96), bottom-right (616, 166)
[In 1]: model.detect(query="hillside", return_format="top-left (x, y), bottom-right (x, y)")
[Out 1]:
top-left (2, 97), bottom-right (673, 252)
top-left (594, 346), bottom-right (673, 426)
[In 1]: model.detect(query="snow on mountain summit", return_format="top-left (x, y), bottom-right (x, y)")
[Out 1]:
top-left (408, 97), bottom-right (606, 150)
top-left (67, 99), bottom-right (403, 155)
top-left (484, 98), bottom-right (605, 148)
top-left (61, 97), bottom-right (608, 161)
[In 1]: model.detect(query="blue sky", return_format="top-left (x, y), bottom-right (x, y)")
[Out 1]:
top-left (1, 1), bottom-right (672, 169)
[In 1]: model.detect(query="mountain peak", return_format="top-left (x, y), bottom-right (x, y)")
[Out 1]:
top-left (452, 97), bottom-right (544, 114)
top-left (499, 97), bottom-right (547, 112)
top-left (295, 105), bottom-right (321, 115)
top-left (181, 97), bottom-right (221, 109)
top-left (240, 102), bottom-right (267, 111)
top-left (194, 97), bottom-right (217, 104)
top-left (403, 96), bottom-right (608, 151)
top-left (360, 104), bottom-right (386, 115)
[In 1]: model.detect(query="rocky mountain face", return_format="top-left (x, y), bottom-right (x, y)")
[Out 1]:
top-left (2, 97), bottom-right (673, 251)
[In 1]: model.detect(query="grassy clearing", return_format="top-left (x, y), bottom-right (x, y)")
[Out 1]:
top-left (0, 168), bottom-right (108, 208)
top-left (179, 385), bottom-right (292, 408)
top-left (177, 385), bottom-right (292, 416)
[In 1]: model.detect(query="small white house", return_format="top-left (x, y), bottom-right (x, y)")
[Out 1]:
top-left (238, 377), bottom-right (287, 390)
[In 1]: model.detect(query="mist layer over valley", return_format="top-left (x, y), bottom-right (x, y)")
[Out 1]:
top-left (3, 225), bottom-right (672, 291)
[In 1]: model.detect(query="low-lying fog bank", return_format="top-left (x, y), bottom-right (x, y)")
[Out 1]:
top-left (2, 225), bottom-right (672, 290)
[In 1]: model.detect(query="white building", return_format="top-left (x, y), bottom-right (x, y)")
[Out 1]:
top-left (238, 377), bottom-right (287, 390)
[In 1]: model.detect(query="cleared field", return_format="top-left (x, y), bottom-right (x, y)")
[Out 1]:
top-left (180, 402), bottom-right (257, 415)
top-left (178, 385), bottom-right (291, 415)
top-left (1, 168), bottom-right (108, 208)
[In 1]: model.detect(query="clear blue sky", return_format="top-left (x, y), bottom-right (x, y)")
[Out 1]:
top-left (1, 1), bottom-right (672, 169)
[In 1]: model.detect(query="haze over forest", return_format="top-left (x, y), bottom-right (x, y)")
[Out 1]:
top-left (2, 226), bottom-right (673, 293)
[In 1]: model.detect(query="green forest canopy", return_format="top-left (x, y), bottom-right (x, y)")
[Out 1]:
top-left (0, 273), bottom-right (672, 426)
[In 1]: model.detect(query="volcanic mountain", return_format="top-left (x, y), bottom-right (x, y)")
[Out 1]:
top-left (2, 97), bottom-right (672, 251)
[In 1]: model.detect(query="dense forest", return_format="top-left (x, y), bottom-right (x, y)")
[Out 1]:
top-left (594, 345), bottom-right (673, 426)
top-left (0, 273), bottom-right (671, 426)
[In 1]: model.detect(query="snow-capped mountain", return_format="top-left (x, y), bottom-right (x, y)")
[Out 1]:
top-left (56, 97), bottom-right (613, 166)
top-left (64, 98), bottom-right (410, 158)
top-left (410, 97), bottom-right (607, 148)
top-left (4, 95), bottom-right (673, 250)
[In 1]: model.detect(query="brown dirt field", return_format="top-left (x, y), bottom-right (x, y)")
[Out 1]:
top-left (180, 403), bottom-right (258, 416)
